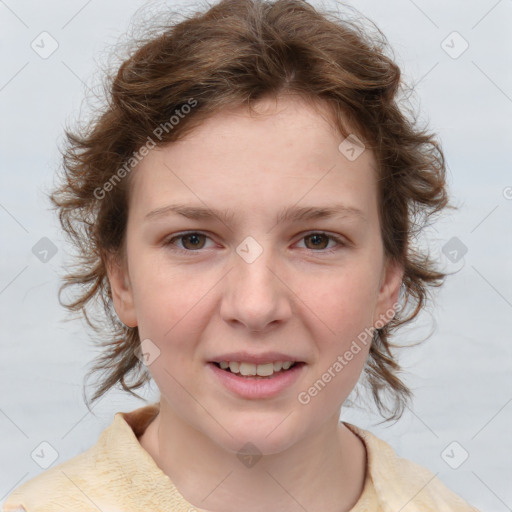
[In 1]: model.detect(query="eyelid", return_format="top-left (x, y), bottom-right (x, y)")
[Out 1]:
top-left (295, 231), bottom-right (348, 255)
top-left (163, 230), bottom-right (347, 254)
top-left (163, 231), bottom-right (217, 253)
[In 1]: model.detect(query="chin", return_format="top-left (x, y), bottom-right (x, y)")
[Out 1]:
top-left (208, 413), bottom-right (305, 456)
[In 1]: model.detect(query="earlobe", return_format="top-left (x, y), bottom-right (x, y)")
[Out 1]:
top-left (105, 253), bottom-right (138, 328)
top-left (373, 257), bottom-right (404, 328)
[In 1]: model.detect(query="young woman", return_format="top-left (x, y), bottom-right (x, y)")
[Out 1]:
top-left (3, 0), bottom-right (479, 510)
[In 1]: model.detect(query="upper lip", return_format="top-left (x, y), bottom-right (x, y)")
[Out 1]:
top-left (209, 351), bottom-right (305, 364)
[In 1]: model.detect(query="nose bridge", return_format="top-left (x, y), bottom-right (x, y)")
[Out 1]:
top-left (234, 234), bottom-right (280, 298)
top-left (221, 234), bottom-right (291, 329)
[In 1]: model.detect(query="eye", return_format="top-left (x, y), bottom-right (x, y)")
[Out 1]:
top-left (164, 232), bottom-right (214, 253)
top-left (296, 232), bottom-right (346, 254)
top-left (163, 231), bottom-right (346, 255)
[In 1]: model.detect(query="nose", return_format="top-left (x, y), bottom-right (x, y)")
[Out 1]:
top-left (220, 240), bottom-right (292, 333)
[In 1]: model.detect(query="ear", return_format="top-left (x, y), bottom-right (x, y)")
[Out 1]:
top-left (105, 251), bottom-right (138, 328)
top-left (373, 256), bottom-right (404, 329)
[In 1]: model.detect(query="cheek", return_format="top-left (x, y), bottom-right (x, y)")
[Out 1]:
top-left (128, 251), bottom-right (205, 335)
top-left (303, 280), bottom-right (374, 410)
top-left (131, 268), bottom-right (217, 381)
top-left (309, 267), bottom-right (380, 341)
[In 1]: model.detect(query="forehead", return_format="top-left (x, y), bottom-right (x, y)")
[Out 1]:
top-left (129, 95), bottom-right (378, 221)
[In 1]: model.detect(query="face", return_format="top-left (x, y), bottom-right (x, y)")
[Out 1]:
top-left (108, 94), bottom-right (403, 455)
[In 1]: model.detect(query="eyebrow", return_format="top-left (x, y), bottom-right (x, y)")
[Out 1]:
top-left (144, 202), bottom-right (367, 225)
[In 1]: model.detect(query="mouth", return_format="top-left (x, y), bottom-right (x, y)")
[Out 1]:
top-left (210, 361), bottom-right (305, 379)
top-left (207, 360), bottom-right (307, 399)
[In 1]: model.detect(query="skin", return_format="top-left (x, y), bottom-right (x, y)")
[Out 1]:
top-left (107, 93), bottom-right (403, 512)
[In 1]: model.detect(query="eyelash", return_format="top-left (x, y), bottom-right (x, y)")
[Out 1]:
top-left (163, 231), bottom-right (347, 256)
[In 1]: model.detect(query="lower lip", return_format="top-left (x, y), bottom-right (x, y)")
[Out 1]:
top-left (207, 362), bottom-right (306, 399)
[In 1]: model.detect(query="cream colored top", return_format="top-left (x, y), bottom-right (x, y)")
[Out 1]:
top-left (3, 402), bottom-right (479, 512)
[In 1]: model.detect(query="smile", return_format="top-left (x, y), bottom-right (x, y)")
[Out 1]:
top-left (208, 361), bottom-right (306, 399)
top-left (215, 360), bottom-right (297, 377)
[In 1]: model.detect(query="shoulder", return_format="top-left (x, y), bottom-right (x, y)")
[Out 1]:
top-left (3, 403), bottom-right (170, 512)
top-left (3, 412), bottom-right (126, 512)
top-left (343, 422), bottom-right (480, 512)
top-left (2, 447), bottom-right (108, 512)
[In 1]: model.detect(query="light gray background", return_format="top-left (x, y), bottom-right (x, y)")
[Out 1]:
top-left (1, 0), bottom-right (511, 510)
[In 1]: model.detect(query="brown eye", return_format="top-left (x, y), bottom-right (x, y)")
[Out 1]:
top-left (164, 231), bottom-right (345, 255)
top-left (165, 232), bottom-right (211, 252)
top-left (303, 233), bottom-right (330, 250)
top-left (297, 232), bottom-right (346, 254)
top-left (179, 233), bottom-right (207, 250)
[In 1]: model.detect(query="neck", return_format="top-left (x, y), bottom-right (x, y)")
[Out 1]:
top-left (139, 400), bottom-right (367, 512)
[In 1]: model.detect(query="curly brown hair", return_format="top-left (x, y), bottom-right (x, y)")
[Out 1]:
top-left (50, 0), bottom-right (452, 423)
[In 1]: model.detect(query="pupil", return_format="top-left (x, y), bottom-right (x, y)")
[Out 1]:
top-left (184, 234), bottom-right (203, 249)
top-left (309, 234), bottom-right (326, 249)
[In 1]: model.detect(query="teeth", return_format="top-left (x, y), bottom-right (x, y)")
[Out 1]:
top-left (256, 362), bottom-right (274, 376)
top-left (218, 361), bottom-right (296, 376)
top-left (239, 362), bottom-right (256, 376)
